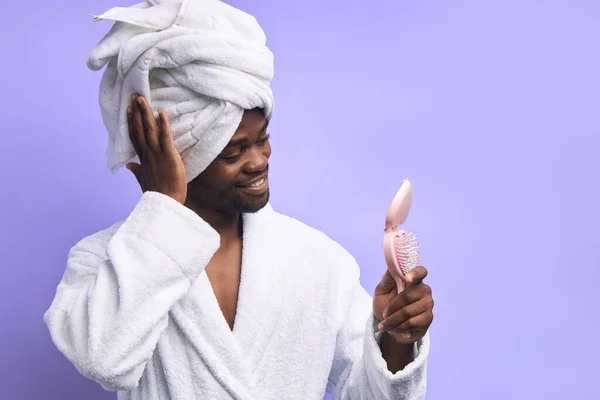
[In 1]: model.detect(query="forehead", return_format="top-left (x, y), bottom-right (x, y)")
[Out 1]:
top-left (235, 108), bottom-right (268, 134)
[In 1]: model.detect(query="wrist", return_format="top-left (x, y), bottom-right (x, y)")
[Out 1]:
top-left (380, 332), bottom-right (415, 373)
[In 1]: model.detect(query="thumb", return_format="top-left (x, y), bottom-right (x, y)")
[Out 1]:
top-left (374, 269), bottom-right (397, 295)
top-left (126, 162), bottom-right (143, 189)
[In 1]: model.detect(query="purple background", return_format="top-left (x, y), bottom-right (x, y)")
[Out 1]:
top-left (2, 0), bottom-right (599, 399)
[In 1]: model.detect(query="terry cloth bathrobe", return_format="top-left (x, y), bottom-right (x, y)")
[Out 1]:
top-left (44, 0), bottom-right (429, 398)
top-left (44, 192), bottom-right (429, 399)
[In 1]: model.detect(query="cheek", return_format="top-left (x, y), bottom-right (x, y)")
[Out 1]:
top-left (210, 167), bottom-right (242, 190)
top-left (189, 177), bottom-right (232, 200)
top-left (196, 161), bottom-right (238, 188)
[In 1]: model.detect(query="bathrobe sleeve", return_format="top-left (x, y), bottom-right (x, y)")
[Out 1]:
top-left (43, 191), bottom-right (220, 391)
top-left (327, 253), bottom-right (430, 399)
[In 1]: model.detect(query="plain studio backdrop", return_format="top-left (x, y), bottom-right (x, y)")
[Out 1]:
top-left (1, 0), bottom-right (599, 399)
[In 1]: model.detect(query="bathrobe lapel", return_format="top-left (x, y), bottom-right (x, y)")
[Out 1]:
top-left (234, 204), bottom-right (287, 378)
top-left (168, 203), bottom-right (286, 397)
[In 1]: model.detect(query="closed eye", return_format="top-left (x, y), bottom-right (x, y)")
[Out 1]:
top-left (220, 154), bottom-right (242, 161)
top-left (219, 133), bottom-right (270, 161)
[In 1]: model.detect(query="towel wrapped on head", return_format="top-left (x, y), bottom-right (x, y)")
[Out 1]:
top-left (87, 0), bottom-right (274, 182)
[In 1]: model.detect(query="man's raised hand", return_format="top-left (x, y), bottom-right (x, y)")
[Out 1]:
top-left (126, 93), bottom-right (188, 204)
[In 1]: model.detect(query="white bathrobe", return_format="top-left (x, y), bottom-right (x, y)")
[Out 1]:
top-left (44, 192), bottom-right (429, 399)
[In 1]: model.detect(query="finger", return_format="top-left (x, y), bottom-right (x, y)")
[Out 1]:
top-left (392, 330), bottom-right (414, 341)
top-left (388, 312), bottom-right (433, 336)
top-left (137, 96), bottom-right (159, 150)
top-left (157, 109), bottom-right (177, 154)
top-left (374, 269), bottom-right (397, 295)
top-left (383, 283), bottom-right (432, 318)
top-left (380, 297), bottom-right (433, 331)
top-left (127, 106), bottom-right (142, 160)
top-left (132, 94), bottom-right (147, 151)
top-left (404, 265), bottom-right (428, 285)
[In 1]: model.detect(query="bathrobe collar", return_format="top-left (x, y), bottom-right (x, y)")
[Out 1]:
top-left (169, 203), bottom-right (285, 397)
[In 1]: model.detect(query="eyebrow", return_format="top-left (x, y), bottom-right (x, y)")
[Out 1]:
top-left (224, 119), bottom-right (269, 148)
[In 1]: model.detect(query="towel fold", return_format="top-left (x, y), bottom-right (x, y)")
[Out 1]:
top-left (87, 0), bottom-right (275, 182)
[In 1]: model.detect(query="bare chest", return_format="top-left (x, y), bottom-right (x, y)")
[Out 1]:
top-left (204, 242), bottom-right (242, 331)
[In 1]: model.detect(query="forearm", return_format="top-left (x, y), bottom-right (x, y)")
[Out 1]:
top-left (43, 192), bottom-right (220, 389)
top-left (379, 332), bottom-right (416, 373)
top-left (330, 313), bottom-right (429, 400)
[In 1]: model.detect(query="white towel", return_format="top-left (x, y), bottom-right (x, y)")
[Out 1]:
top-left (87, 0), bottom-right (275, 182)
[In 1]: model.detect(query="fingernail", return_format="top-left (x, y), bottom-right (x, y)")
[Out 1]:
top-left (127, 106), bottom-right (132, 114)
top-left (377, 323), bottom-right (385, 332)
top-left (137, 97), bottom-right (144, 105)
top-left (401, 332), bottom-right (411, 339)
top-left (383, 310), bottom-right (389, 319)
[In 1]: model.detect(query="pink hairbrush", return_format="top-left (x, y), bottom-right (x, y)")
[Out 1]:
top-left (383, 178), bottom-right (420, 293)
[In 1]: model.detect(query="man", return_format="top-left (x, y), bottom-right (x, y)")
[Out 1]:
top-left (44, 0), bottom-right (433, 399)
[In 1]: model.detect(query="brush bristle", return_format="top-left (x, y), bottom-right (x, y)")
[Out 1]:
top-left (394, 231), bottom-right (420, 275)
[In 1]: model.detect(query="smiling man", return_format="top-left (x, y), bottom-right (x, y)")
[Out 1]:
top-left (43, 1), bottom-right (433, 399)
top-left (183, 108), bottom-right (272, 218)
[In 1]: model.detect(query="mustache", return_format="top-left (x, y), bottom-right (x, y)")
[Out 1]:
top-left (245, 164), bottom-right (269, 179)
top-left (235, 164), bottom-right (269, 187)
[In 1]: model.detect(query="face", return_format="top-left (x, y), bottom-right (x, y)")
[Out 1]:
top-left (186, 108), bottom-right (271, 214)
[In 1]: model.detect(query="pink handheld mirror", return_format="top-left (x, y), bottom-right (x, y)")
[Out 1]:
top-left (383, 178), bottom-right (420, 293)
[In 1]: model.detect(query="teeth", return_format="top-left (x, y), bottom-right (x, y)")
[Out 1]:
top-left (249, 178), bottom-right (265, 187)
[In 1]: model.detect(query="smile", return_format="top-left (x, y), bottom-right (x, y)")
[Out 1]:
top-left (249, 178), bottom-right (265, 187)
top-left (238, 175), bottom-right (269, 194)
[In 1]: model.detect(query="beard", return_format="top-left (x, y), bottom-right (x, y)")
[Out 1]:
top-left (228, 186), bottom-right (270, 213)
top-left (187, 176), bottom-right (270, 214)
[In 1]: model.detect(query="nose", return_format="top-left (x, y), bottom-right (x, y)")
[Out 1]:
top-left (244, 143), bottom-right (270, 172)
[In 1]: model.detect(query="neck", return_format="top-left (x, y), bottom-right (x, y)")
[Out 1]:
top-left (184, 201), bottom-right (243, 244)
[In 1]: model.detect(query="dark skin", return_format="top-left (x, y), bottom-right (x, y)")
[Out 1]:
top-left (126, 93), bottom-right (434, 372)
top-left (126, 93), bottom-right (270, 330)
top-left (373, 267), bottom-right (434, 372)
